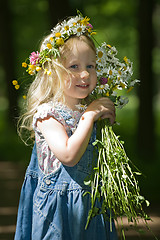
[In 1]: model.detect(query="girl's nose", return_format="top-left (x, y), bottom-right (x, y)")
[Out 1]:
top-left (80, 70), bottom-right (89, 79)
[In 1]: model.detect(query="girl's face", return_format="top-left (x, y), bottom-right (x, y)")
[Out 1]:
top-left (61, 39), bottom-right (97, 109)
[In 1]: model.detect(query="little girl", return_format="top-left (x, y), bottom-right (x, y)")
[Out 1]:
top-left (15, 13), bottom-right (118, 240)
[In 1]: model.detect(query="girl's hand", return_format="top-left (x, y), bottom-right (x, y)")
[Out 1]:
top-left (83, 97), bottom-right (116, 125)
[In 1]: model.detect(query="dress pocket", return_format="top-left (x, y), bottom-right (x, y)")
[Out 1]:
top-left (32, 186), bottom-right (61, 239)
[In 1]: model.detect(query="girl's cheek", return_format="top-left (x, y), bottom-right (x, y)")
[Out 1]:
top-left (64, 79), bottom-right (71, 89)
top-left (70, 73), bottom-right (79, 80)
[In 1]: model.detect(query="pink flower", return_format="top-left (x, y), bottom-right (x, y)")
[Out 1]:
top-left (87, 23), bottom-right (93, 29)
top-left (29, 51), bottom-right (40, 65)
top-left (100, 77), bottom-right (108, 85)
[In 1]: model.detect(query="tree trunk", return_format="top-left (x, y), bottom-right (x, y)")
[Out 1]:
top-left (137, 0), bottom-right (155, 159)
top-left (0, 1), bottom-right (18, 126)
top-left (48, 0), bottom-right (73, 28)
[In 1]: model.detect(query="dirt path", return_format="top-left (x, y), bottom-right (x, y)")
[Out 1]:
top-left (0, 161), bottom-right (159, 240)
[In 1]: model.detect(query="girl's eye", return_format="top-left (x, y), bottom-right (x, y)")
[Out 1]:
top-left (87, 65), bottom-right (95, 69)
top-left (70, 64), bottom-right (78, 69)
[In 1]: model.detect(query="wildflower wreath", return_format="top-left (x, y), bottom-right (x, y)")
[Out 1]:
top-left (13, 11), bottom-right (151, 238)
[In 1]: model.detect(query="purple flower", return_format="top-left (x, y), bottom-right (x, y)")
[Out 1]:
top-left (100, 77), bottom-right (108, 85)
top-left (29, 51), bottom-right (40, 65)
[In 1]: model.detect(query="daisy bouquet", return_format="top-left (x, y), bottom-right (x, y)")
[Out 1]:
top-left (84, 42), bottom-right (150, 238)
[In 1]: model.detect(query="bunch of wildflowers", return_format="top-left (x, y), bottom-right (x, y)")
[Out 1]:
top-left (93, 42), bottom-right (139, 108)
top-left (83, 44), bottom-right (151, 239)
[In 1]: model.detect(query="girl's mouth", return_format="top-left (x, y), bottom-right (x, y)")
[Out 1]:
top-left (76, 85), bottom-right (89, 88)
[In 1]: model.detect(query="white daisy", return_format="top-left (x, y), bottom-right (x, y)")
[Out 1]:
top-left (75, 104), bottom-right (87, 111)
top-left (97, 84), bottom-right (109, 94)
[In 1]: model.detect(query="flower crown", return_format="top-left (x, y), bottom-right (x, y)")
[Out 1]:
top-left (12, 11), bottom-right (139, 107)
top-left (16, 12), bottom-right (96, 79)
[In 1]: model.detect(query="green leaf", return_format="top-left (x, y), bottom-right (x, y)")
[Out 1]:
top-left (145, 200), bottom-right (150, 207)
top-left (92, 139), bottom-right (105, 147)
top-left (134, 172), bottom-right (142, 175)
top-left (84, 180), bottom-right (91, 186)
top-left (83, 191), bottom-right (91, 197)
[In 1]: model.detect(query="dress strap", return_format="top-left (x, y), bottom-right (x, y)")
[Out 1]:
top-left (26, 143), bottom-right (39, 178)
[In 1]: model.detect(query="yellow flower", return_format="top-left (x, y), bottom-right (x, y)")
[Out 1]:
top-left (22, 62), bottom-right (27, 68)
top-left (98, 51), bottom-right (103, 58)
top-left (87, 28), bottom-right (92, 33)
top-left (90, 32), bottom-right (97, 36)
top-left (15, 85), bottom-right (20, 90)
top-left (106, 92), bottom-right (110, 97)
top-left (12, 80), bottom-right (18, 85)
top-left (29, 64), bottom-right (36, 70)
top-left (109, 70), bottom-right (112, 75)
top-left (36, 67), bottom-right (42, 72)
top-left (107, 44), bottom-right (112, 48)
top-left (28, 70), bottom-right (34, 75)
top-left (81, 16), bottom-right (90, 26)
top-left (64, 26), bottom-right (69, 31)
top-left (23, 95), bottom-right (27, 99)
top-left (56, 38), bottom-right (64, 46)
top-left (50, 37), bottom-right (54, 42)
top-left (123, 56), bottom-right (129, 64)
top-left (55, 32), bottom-right (61, 38)
top-left (47, 43), bottom-right (52, 49)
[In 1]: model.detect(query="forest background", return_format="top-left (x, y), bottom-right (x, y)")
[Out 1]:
top-left (0, 0), bottom-right (160, 208)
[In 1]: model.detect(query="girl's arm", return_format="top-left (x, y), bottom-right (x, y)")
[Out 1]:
top-left (37, 97), bottom-right (115, 167)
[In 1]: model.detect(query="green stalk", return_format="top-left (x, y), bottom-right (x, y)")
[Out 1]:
top-left (84, 120), bottom-right (150, 239)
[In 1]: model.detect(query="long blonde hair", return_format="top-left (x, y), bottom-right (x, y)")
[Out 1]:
top-left (18, 34), bottom-right (96, 144)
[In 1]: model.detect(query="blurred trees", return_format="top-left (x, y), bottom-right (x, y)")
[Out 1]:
top-left (48, 0), bottom-right (73, 27)
top-left (0, 1), bottom-right (18, 124)
top-left (137, 0), bottom-right (155, 159)
top-left (0, 0), bottom-right (160, 161)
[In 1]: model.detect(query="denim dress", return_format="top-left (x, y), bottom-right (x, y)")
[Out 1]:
top-left (14, 102), bottom-right (118, 240)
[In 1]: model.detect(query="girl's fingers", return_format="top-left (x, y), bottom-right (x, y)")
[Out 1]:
top-left (85, 97), bottom-right (116, 123)
top-left (100, 106), bottom-right (116, 123)
top-left (101, 112), bottom-right (115, 125)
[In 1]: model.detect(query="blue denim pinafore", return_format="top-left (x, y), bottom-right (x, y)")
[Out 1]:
top-left (15, 126), bottom-right (118, 240)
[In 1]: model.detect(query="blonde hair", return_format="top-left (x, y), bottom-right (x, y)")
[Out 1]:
top-left (18, 34), bottom-right (96, 144)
